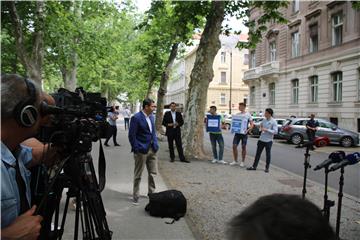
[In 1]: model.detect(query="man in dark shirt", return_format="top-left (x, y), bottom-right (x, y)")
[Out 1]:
top-left (306, 114), bottom-right (319, 150)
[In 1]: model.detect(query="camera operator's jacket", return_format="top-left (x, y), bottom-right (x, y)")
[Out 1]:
top-left (128, 111), bottom-right (159, 154)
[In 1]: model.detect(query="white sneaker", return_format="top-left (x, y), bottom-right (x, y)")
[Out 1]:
top-left (211, 159), bottom-right (218, 164)
top-left (218, 160), bottom-right (228, 165)
top-left (229, 161), bottom-right (239, 166)
top-left (240, 162), bottom-right (245, 168)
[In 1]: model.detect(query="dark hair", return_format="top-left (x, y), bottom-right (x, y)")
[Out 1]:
top-left (227, 194), bottom-right (335, 240)
top-left (210, 106), bottom-right (217, 111)
top-left (142, 98), bottom-right (154, 109)
top-left (115, 106), bottom-right (119, 110)
top-left (170, 102), bottom-right (176, 106)
top-left (239, 102), bottom-right (246, 107)
top-left (265, 108), bottom-right (273, 116)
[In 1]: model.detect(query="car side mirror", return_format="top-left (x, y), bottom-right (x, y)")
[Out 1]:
top-left (331, 126), bottom-right (337, 131)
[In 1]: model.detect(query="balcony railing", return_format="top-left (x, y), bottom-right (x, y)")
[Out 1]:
top-left (243, 61), bottom-right (280, 81)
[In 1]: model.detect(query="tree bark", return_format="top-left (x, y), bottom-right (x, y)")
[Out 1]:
top-left (145, 75), bottom-right (156, 98)
top-left (182, 1), bottom-right (225, 159)
top-left (62, 0), bottom-right (82, 91)
top-left (9, 1), bottom-right (44, 85)
top-left (155, 43), bottom-right (179, 134)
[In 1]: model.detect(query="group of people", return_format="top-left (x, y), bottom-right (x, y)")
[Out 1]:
top-left (104, 105), bottom-right (132, 146)
top-left (207, 102), bottom-right (278, 173)
top-left (1, 74), bottom-right (335, 239)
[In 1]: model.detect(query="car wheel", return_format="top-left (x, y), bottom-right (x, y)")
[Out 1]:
top-left (340, 136), bottom-right (353, 147)
top-left (226, 123), bottom-right (231, 130)
top-left (291, 133), bottom-right (303, 145)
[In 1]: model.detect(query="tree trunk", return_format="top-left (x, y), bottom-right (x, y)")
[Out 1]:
top-left (155, 43), bottom-right (179, 134)
top-left (182, 1), bottom-right (225, 160)
top-left (145, 75), bottom-right (156, 98)
top-left (63, 0), bottom-right (82, 91)
top-left (9, 1), bottom-right (44, 85)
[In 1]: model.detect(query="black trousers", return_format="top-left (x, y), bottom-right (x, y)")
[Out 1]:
top-left (252, 140), bottom-right (273, 169)
top-left (306, 129), bottom-right (316, 142)
top-left (124, 118), bottom-right (130, 130)
top-left (167, 132), bottom-right (185, 161)
top-left (105, 125), bottom-right (118, 145)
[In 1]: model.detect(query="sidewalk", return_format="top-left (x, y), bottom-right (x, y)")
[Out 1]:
top-left (156, 133), bottom-right (360, 240)
top-left (62, 125), bottom-right (195, 240)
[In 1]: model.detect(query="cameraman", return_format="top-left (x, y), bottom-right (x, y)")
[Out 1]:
top-left (1, 74), bottom-right (54, 239)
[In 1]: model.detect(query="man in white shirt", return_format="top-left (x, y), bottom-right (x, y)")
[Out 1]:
top-left (230, 103), bottom-right (254, 167)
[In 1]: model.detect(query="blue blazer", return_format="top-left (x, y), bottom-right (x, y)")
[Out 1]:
top-left (128, 111), bottom-right (159, 154)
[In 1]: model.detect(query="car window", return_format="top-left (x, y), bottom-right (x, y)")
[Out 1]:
top-left (294, 120), bottom-right (307, 126)
top-left (277, 120), bottom-right (285, 125)
top-left (319, 121), bottom-right (337, 129)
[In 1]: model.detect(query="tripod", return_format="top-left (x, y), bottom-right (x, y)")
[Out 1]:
top-left (36, 152), bottom-right (112, 240)
top-left (322, 166), bottom-right (335, 222)
top-left (301, 145), bottom-right (311, 199)
top-left (335, 167), bottom-right (345, 240)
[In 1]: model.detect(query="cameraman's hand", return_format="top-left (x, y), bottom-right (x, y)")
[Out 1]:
top-left (1, 205), bottom-right (43, 240)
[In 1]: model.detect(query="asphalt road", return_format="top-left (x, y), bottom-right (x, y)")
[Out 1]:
top-left (205, 130), bottom-right (360, 198)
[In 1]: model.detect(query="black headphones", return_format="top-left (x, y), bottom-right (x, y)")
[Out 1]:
top-left (13, 78), bottom-right (39, 127)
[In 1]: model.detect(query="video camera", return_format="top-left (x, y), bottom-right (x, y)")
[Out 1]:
top-left (34, 87), bottom-right (112, 240)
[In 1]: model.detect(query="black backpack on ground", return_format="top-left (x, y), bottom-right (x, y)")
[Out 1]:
top-left (145, 190), bottom-right (187, 224)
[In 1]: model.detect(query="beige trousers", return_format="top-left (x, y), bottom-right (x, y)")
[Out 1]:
top-left (133, 149), bottom-right (157, 200)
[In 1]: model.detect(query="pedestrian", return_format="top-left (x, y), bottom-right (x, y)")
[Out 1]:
top-left (104, 106), bottom-right (120, 147)
top-left (247, 108), bottom-right (277, 172)
top-left (230, 103), bottom-right (254, 168)
top-left (123, 106), bottom-right (131, 130)
top-left (162, 102), bottom-right (189, 163)
top-left (306, 113), bottom-right (319, 150)
top-left (206, 106), bottom-right (226, 164)
top-left (258, 110), bottom-right (263, 117)
top-left (226, 194), bottom-right (335, 240)
top-left (128, 98), bottom-right (159, 205)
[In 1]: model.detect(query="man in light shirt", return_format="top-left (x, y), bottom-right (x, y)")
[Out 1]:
top-left (230, 103), bottom-right (254, 168)
top-left (247, 108), bottom-right (278, 173)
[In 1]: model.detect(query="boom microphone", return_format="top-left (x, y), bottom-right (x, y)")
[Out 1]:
top-left (314, 151), bottom-right (345, 171)
top-left (329, 152), bottom-right (360, 172)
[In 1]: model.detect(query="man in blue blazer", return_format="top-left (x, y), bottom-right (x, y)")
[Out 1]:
top-left (128, 98), bottom-right (159, 205)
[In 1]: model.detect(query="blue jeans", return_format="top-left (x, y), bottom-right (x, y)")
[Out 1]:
top-left (253, 140), bottom-right (273, 169)
top-left (209, 133), bottom-right (224, 160)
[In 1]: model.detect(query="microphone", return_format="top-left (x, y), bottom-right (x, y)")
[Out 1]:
top-left (314, 151), bottom-right (345, 171)
top-left (329, 152), bottom-right (360, 172)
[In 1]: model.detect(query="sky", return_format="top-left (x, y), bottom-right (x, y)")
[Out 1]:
top-left (134, 0), bottom-right (249, 34)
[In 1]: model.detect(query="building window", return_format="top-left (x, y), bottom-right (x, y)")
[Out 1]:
top-left (250, 86), bottom-right (255, 106)
top-left (291, 31), bottom-right (300, 58)
top-left (269, 41), bottom-right (277, 61)
top-left (292, 79), bottom-right (299, 104)
top-left (269, 83), bottom-right (275, 105)
top-left (309, 24), bottom-right (318, 53)
top-left (357, 118), bottom-right (360, 132)
top-left (244, 53), bottom-right (249, 65)
top-left (221, 52), bottom-right (226, 63)
top-left (220, 93), bottom-right (226, 105)
top-left (332, 72), bottom-right (342, 102)
top-left (309, 75), bottom-right (318, 103)
top-left (292, 0), bottom-right (299, 13)
top-left (332, 13), bottom-right (343, 46)
top-left (250, 50), bottom-right (256, 68)
top-left (221, 71), bottom-right (226, 84)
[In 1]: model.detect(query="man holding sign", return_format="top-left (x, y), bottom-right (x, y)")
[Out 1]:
top-left (206, 106), bottom-right (227, 164)
top-left (230, 103), bottom-right (254, 167)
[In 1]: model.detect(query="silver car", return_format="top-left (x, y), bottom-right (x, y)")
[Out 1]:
top-left (279, 118), bottom-right (359, 147)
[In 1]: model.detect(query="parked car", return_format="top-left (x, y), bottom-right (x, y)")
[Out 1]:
top-left (250, 118), bottom-right (285, 137)
top-left (279, 118), bottom-right (359, 147)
